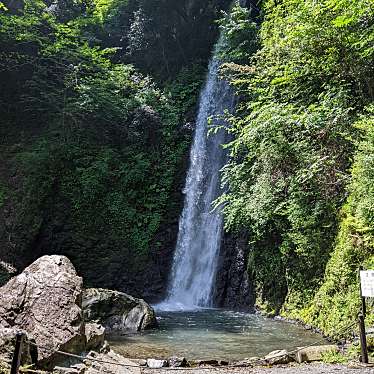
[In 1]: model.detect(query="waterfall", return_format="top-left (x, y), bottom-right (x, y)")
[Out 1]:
top-left (157, 39), bottom-right (235, 311)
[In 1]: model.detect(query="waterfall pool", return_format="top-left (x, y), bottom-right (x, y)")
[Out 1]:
top-left (109, 309), bottom-right (325, 361)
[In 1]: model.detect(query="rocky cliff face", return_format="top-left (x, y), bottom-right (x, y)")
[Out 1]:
top-left (213, 231), bottom-right (255, 311)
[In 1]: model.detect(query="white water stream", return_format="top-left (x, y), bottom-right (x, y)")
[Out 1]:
top-left (158, 41), bottom-right (235, 311)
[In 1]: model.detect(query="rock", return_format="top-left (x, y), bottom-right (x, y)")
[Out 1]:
top-left (218, 360), bottom-right (229, 366)
top-left (213, 231), bottom-right (255, 310)
top-left (0, 255), bottom-right (85, 369)
top-left (194, 359), bottom-right (219, 366)
top-left (0, 328), bottom-right (35, 367)
top-left (70, 363), bottom-right (86, 374)
top-left (132, 359), bottom-right (147, 367)
top-left (233, 359), bottom-right (258, 367)
top-left (99, 340), bottom-right (110, 354)
top-left (85, 323), bottom-right (105, 351)
top-left (83, 288), bottom-right (157, 332)
top-left (295, 345), bottom-right (339, 363)
top-left (146, 359), bottom-right (168, 368)
top-left (169, 356), bottom-right (187, 367)
top-left (265, 349), bottom-right (293, 365)
top-left (53, 366), bottom-right (79, 374)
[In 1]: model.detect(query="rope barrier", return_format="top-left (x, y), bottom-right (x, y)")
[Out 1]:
top-left (23, 320), bottom-right (358, 371)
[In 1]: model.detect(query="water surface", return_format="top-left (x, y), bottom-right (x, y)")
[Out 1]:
top-left (110, 310), bottom-right (324, 361)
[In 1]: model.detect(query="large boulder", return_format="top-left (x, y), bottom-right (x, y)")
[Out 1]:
top-left (0, 255), bottom-right (86, 368)
top-left (295, 345), bottom-right (339, 363)
top-left (83, 288), bottom-right (157, 332)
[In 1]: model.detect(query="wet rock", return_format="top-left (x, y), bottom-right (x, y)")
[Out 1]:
top-left (85, 323), bottom-right (105, 351)
top-left (0, 255), bottom-right (85, 369)
top-left (146, 359), bottom-right (168, 368)
top-left (194, 359), bottom-right (219, 366)
top-left (83, 288), bottom-right (157, 333)
top-left (233, 359), bottom-right (255, 367)
top-left (169, 356), bottom-right (187, 367)
top-left (213, 231), bottom-right (255, 310)
top-left (265, 349), bottom-right (293, 365)
top-left (295, 345), bottom-right (339, 363)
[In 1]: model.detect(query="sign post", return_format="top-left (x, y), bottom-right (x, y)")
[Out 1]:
top-left (359, 268), bottom-right (374, 364)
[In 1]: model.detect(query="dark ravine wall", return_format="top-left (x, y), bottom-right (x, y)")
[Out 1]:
top-left (214, 231), bottom-right (255, 311)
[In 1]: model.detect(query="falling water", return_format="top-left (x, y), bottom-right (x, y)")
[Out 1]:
top-left (158, 40), bottom-right (235, 311)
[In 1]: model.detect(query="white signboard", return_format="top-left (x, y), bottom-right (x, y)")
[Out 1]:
top-left (360, 270), bottom-right (374, 297)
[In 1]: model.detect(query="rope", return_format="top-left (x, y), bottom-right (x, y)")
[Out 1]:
top-left (25, 320), bottom-right (358, 371)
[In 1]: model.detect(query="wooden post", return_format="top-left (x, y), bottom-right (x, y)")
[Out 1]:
top-left (359, 266), bottom-right (367, 316)
top-left (10, 332), bottom-right (24, 374)
top-left (359, 313), bottom-right (368, 364)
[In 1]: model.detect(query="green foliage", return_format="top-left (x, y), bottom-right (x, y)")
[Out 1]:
top-left (164, 64), bottom-right (206, 122)
top-left (292, 108), bottom-right (374, 338)
top-left (219, 0), bottom-right (374, 331)
top-left (321, 350), bottom-right (348, 364)
top-left (218, 1), bottom-right (259, 64)
top-left (0, 0), bottom-right (192, 287)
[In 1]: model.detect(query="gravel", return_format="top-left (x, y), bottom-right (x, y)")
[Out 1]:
top-left (141, 363), bottom-right (374, 374)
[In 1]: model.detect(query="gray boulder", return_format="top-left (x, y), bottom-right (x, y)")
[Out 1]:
top-left (295, 345), bottom-right (339, 363)
top-left (265, 349), bottom-right (294, 365)
top-left (83, 288), bottom-right (157, 332)
top-left (0, 255), bottom-right (86, 368)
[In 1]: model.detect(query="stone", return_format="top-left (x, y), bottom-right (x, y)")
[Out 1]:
top-left (218, 360), bottom-right (229, 366)
top-left (233, 359), bottom-right (256, 367)
top-left (133, 359), bottom-right (147, 367)
top-left (295, 345), bottom-right (339, 363)
top-left (53, 366), bottom-right (79, 374)
top-left (85, 323), bottom-right (105, 351)
top-left (265, 349), bottom-right (293, 365)
top-left (169, 356), bottom-right (187, 367)
top-left (70, 363), bottom-right (86, 374)
top-left (146, 359), bottom-right (168, 368)
top-left (194, 359), bottom-right (219, 366)
top-left (0, 256), bottom-right (86, 369)
top-left (83, 288), bottom-right (157, 333)
top-left (213, 231), bottom-right (255, 310)
top-left (99, 340), bottom-right (110, 354)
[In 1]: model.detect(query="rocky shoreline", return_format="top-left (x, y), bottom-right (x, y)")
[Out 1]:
top-left (0, 255), bottom-right (371, 374)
